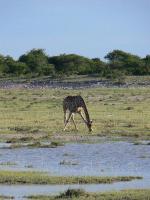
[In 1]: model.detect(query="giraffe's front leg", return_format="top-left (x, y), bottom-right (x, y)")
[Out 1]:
top-left (63, 112), bottom-right (72, 131)
top-left (71, 113), bottom-right (78, 131)
top-left (79, 111), bottom-right (87, 124)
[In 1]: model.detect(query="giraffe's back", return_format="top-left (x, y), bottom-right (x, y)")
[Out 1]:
top-left (63, 95), bottom-right (85, 113)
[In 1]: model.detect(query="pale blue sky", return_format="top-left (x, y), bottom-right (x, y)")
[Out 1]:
top-left (0, 0), bottom-right (150, 60)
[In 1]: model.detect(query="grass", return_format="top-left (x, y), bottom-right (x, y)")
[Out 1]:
top-left (0, 74), bottom-right (149, 83)
top-left (0, 196), bottom-right (13, 200)
top-left (57, 189), bottom-right (86, 198)
top-left (0, 161), bottom-right (17, 166)
top-left (27, 188), bottom-right (150, 200)
top-left (0, 171), bottom-right (142, 185)
top-left (0, 86), bottom-right (150, 142)
top-left (133, 141), bottom-right (150, 145)
top-left (3, 141), bottom-right (64, 149)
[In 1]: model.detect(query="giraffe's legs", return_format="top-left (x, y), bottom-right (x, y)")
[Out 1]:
top-left (64, 111), bottom-right (72, 131)
top-left (64, 110), bottom-right (67, 124)
top-left (79, 111), bottom-right (87, 125)
top-left (71, 113), bottom-right (78, 130)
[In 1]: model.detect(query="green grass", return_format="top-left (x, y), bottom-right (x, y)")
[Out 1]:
top-left (0, 171), bottom-right (142, 185)
top-left (6, 141), bottom-right (64, 149)
top-left (0, 74), bottom-right (149, 83)
top-left (0, 161), bottom-right (17, 166)
top-left (0, 196), bottom-right (13, 200)
top-left (27, 189), bottom-right (150, 200)
top-left (0, 86), bottom-right (150, 141)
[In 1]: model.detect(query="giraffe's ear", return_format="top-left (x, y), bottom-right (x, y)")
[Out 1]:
top-left (90, 120), bottom-right (93, 124)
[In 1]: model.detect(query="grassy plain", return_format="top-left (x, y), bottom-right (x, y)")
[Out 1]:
top-left (27, 189), bottom-right (150, 200)
top-left (0, 86), bottom-right (149, 141)
top-left (0, 171), bottom-right (142, 185)
top-left (0, 196), bottom-right (13, 200)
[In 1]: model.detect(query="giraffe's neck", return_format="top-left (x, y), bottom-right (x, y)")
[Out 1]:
top-left (82, 102), bottom-right (90, 124)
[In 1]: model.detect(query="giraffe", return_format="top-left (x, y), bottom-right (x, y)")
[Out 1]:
top-left (63, 95), bottom-right (92, 132)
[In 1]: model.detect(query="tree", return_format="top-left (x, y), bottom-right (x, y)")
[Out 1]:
top-left (3, 56), bottom-right (28, 75)
top-left (19, 49), bottom-right (54, 75)
top-left (48, 54), bottom-right (94, 75)
top-left (0, 54), bottom-right (6, 75)
top-left (91, 58), bottom-right (106, 74)
top-left (104, 50), bottom-right (144, 75)
top-left (0, 48), bottom-right (149, 77)
top-left (142, 55), bottom-right (150, 75)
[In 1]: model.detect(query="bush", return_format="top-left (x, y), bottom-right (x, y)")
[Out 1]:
top-left (0, 49), bottom-right (149, 77)
top-left (108, 70), bottom-right (126, 83)
top-left (58, 189), bottom-right (86, 198)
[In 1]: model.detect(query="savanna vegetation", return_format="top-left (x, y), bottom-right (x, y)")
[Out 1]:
top-left (0, 87), bottom-right (149, 142)
top-left (0, 49), bottom-right (150, 78)
top-left (0, 171), bottom-right (142, 185)
top-left (0, 196), bottom-right (13, 200)
top-left (27, 188), bottom-right (150, 200)
top-left (0, 50), bottom-right (149, 199)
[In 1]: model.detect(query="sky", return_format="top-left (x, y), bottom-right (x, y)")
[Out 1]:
top-left (0, 0), bottom-right (150, 60)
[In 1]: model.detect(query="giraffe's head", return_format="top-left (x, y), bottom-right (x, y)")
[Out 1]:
top-left (87, 120), bottom-right (93, 132)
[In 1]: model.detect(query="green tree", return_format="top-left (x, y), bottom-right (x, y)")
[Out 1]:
top-left (48, 54), bottom-right (94, 75)
top-left (105, 50), bottom-right (144, 75)
top-left (142, 55), bottom-right (150, 75)
top-left (3, 56), bottom-right (28, 75)
top-left (19, 49), bottom-right (55, 75)
top-left (0, 54), bottom-right (6, 75)
top-left (91, 58), bottom-right (106, 74)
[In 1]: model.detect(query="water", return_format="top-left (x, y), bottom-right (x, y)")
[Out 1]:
top-left (0, 178), bottom-right (150, 200)
top-left (0, 141), bottom-right (150, 177)
top-left (0, 140), bottom-right (150, 199)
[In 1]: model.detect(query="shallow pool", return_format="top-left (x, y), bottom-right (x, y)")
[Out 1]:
top-left (0, 140), bottom-right (150, 199)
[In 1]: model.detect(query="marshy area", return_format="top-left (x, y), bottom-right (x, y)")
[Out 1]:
top-left (0, 76), bottom-right (150, 199)
top-left (0, 140), bottom-right (150, 199)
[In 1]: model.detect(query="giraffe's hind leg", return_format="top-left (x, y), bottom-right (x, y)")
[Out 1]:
top-left (64, 111), bottom-right (72, 131)
top-left (64, 110), bottom-right (67, 124)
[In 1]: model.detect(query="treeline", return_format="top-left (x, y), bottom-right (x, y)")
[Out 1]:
top-left (0, 49), bottom-right (150, 78)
